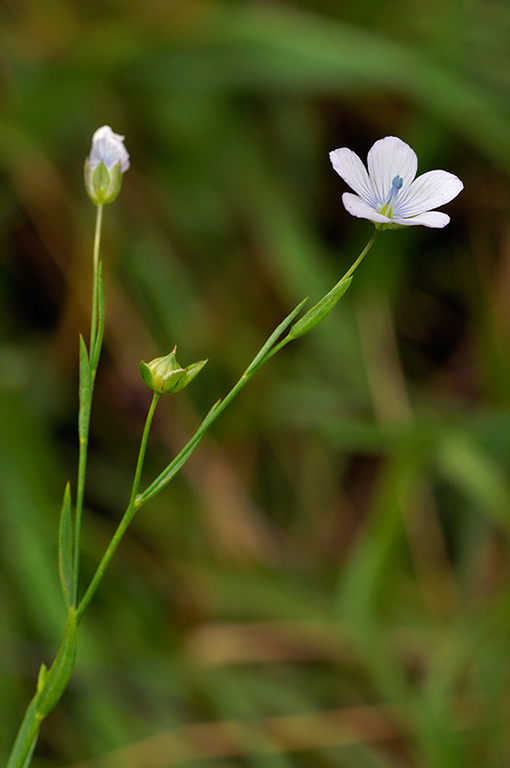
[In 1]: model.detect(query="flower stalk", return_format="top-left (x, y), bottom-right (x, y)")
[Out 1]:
top-left (73, 202), bottom-right (104, 607)
top-left (76, 391), bottom-right (160, 622)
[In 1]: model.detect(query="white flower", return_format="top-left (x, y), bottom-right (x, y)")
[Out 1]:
top-left (329, 136), bottom-right (463, 229)
top-left (88, 126), bottom-right (130, 173)
top-left (85, 126), bottom-right (130, 205)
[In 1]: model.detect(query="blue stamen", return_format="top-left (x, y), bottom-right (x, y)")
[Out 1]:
top-left (379, 175), bottom-right (404, 217)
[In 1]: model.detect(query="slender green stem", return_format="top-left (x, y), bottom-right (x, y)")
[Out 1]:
top-left (89, 203), bottom-right (103, 366)
top-left (72, 203), bottom-right (105, 607)
top-left (128, 392), bottom-right (161, 507)
top-left (76, 392), bottom-right (160, 623)
top-left (5, 696), bottom-right (40, 768)
top-left (341, 229), bottom-right (379, 282)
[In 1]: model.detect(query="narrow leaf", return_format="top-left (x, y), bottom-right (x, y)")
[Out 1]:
top-left (288, 276), bottom-right (353, 340)
top-left (203, 398), bottom-right (223, 426)
top-left (79, 334), bottom-right (90, 397)
top-left (78, 335), bottom-right (91, 439)
top-left (37, 663), bottom-right (47, 693)
top-left (58, 482), bottom-right (74, 609)
top-left (36, 607), bottom-right (78, 718)
top-left (91, 262), bottom-right (105, 371)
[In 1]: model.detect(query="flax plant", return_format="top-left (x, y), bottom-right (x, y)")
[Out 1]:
top-left (5, 130), bottom-right (462, 768)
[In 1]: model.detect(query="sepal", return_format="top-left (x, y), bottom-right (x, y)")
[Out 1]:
top-left (84, 158), bottom-right (124, 205)
top-left (140, 347), bottom-right (207, 395)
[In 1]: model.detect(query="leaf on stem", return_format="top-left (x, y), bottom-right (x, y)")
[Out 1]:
top-left (91, 262), bottom-right (105, 371)
top-left (288, 276), bottom-right (353, 340)
top-left (78, 335), bottom-right (91, 439)
top-left (36, 607), bottom-right (78, 718)
top-left (58, 482), bottom-right (74, 609)
top-left (203, 398), bottom-right (222, 425)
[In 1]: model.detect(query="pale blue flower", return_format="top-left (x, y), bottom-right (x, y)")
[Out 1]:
top-left (330, 136), bottom-right (463, 229)
top-left (84, 126), bottom-right (129, 205)
top-left (88, 126), bottom-right (130, 173)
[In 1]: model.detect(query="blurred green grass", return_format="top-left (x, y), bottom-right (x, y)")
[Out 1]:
top-left (1, 0), bottom-right (510, 766)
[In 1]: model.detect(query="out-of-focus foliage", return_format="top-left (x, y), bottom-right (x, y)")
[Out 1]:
top-left (1, 0), bottom-right (510, 766)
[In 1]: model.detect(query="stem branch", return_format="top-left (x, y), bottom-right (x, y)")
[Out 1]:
top-left (76, 392), bottom-right (160, 623)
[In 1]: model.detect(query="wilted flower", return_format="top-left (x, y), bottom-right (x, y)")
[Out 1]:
top-left (84, 126), bottom-right (130, 205)
top-left (140, 347), bottom-right (207, 395)
top-left (330, 136), bottom-right (463, 229)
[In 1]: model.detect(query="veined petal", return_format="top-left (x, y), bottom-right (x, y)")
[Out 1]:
top-left (89, 126), bottom-right (130, 173)
top-left (367, 137), bottom-right (418, 206)
top-left (396, 170), bottom-right (463, 217)
top-left (342, 193), bottom-right (391, 224)
top-left (330, 148), bottom-right (376, 206)
top-left (391, 211), bottom-right (451, 228)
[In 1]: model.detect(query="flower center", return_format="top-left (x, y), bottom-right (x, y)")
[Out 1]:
top-left (379, 175), bottom-right (403, 217)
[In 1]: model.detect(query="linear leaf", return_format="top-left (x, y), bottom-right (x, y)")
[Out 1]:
top-left (78, 334), bottom-right (91, 440)
top-left (36, 607), bottom-right (78, 718)
top-left (58, 482), bottom-right (73, 609)
top-left (288, 276), bottom-right (352, 340)
top-left (91, 262), bottom-right (105, 371)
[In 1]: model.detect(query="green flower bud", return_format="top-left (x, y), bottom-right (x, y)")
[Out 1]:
top-left (140, 347), bottom-right (207, 395)
top-left (84, 126), bottom-right (129, 206)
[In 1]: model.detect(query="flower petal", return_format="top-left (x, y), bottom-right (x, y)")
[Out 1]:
top-left (330, 148), bottom-right (376, 206)
top-left (367, 137), bottom-right (418, 206)
top-left (391, 211), bottom-right (451, 228)
top-left (342, 193), bottom-right (391, 224)
top-left (89, 125), bottom-right (130, 173)
top-left (396, 170), bottom-right (463, 217)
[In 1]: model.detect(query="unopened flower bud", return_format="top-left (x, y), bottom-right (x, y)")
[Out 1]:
top-left (140, 347), bottom-right (207, 395)
top-left (84, 126), bottom-right (130, 205)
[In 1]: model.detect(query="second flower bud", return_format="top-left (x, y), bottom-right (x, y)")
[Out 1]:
top-left (140, 347), bottom-right (207, 395)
